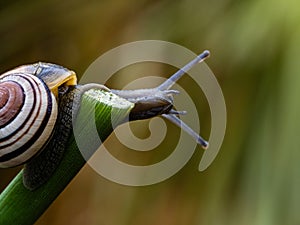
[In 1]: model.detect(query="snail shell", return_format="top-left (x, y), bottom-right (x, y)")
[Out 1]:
top-left (0, 62), bottom-right (77, 190)
top-left (0, 73), bottom-right (58, 168)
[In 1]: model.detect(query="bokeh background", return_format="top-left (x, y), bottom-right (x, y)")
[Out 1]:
top-left (1, 0), bottom-right (300, 224)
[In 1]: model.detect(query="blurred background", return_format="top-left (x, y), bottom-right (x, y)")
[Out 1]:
top-left (1, 0), bottom-right (300, 224)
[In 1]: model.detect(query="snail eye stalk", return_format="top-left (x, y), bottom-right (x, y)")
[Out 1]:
top-left (157, 50), bottom-right (210, 149)
top-left (157, 50), bottom-right (210, 91)
top-left (112, 50), bottom-right (210, 149)
top-left (162, 114), bottom-right (209, 149)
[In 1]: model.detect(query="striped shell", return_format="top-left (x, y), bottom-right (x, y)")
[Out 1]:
top-left (0, 72), bottom-right (58, 168)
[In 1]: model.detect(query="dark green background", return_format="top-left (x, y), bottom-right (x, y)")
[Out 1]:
top-left (1, 0), bottom-right (299, 224)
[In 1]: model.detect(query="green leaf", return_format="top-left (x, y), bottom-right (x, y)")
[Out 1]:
top-left (0, 89), bottom-right (134, 225)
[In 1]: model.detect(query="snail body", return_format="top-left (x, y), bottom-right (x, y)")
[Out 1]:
top-left (0, 50), bottom-right (210, 190)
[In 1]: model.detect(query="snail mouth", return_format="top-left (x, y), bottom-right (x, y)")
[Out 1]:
top-left (129, 101), bottom-right (173, 121)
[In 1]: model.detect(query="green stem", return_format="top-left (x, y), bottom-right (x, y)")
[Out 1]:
top-left (0, 89), bottom-right (134, 225)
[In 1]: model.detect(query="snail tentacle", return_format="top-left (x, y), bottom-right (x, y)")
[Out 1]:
top-left (110, 51), bottom-right (210, 149)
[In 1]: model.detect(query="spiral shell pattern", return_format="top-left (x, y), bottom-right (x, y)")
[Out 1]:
top-left (0, 73), bottom-right (57, 168)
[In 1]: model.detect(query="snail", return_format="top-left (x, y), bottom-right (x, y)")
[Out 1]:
top-left (0, 50), bottom-right (210, 190)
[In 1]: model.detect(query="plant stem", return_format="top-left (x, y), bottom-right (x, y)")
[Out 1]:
top-left (0, 89), bottom-right (134, 225)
